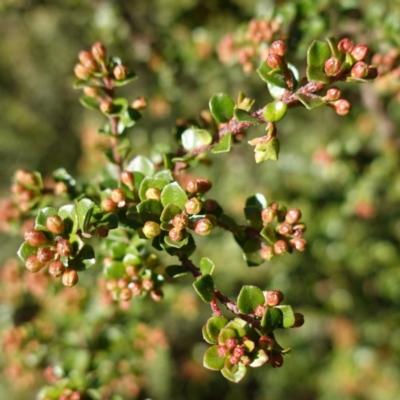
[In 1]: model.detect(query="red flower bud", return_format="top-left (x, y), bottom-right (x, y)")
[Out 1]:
top-left (142, 278), bottom-right (154, 291)
top-left (25, 255), bottom-right (45, 273)
top-left (366, 66), bottom-right (378, 79)
top-left (261, 207), bottom-right (277, 224)
top-left (83, 87), bottom-right (98, 98)
top-left (290, 237), bottom-right (307, 252)
top-left (113, 65), bottom-right (128, 80)
top-left (270, 40), bottom-right (287, 56)
top-left (254, 304), bottom-right (266, 318)
top-left (260, 245), bottom-right (274, 260)
top-left (91, 42), bottom-right (107, 61)
top-left (62, 269), bottom-right (79, 287)
top-left (225, 337), bottom-right (237, 349)
top-left (351, 61), bottom-right (369, 79)
top-left (186, 179), bottom-right (199, 193)
top-left (118, 277), bottom-right (130, 289)
top-left (74, 64), bottom-right (90, 80)
top-left (324, 57), bottom-right (341, 76)
top-left (270, 353), bottom-right (284, 368)
top-left (119, 288), bottom-right (132, 301)
top-left (258, 335), bottom-right (274, 351)
top-left (326, 87), bottom-right (341, 101)
top-left (15, 169), bottom-right (37, 186)
top-left (169, 228), bottom-right (183, 242)
top-left (131, 97), bottom-right (148, 110)
top-left (45, 215), bottom-right (64, 234)
top-left (193, 218), bottom-right (213, 235)
top-left (337, 38), bottom-right (354, 53)
top-left (266, 53), bottom-right (282, 69)
top-left (48, 260), bottom-right (65, 278)
top-left (24, 229), bottom-right (46, 247)
top-left (277, 221), bottom-right (292, 236)
top-left (265, 290), bottom-right (284, 306)
top-left (37, 247), bottom-right (55, 263)
top-left (196, 178), bottom-right (212, 193)
top-left (102, 197), bottom-right (117, 212)
top-left (285, 207), bottom-right (302, 224)
top-left (233, 345), bottom-right (246, 359)
top-left (172, 213), bottom-right (189, 231)
top-left (56, 239), bottom-right (73, 257)
top-left (333, 99), bottom-right (351, 116)
top-left (218, 345), bottom-right (228, 356)
top-left (229, 355), bottom-right (239, 365)
top-left (351, 44), bottom-right (369, 61)
top-left (111, 188), bottom-right (126, 203)
top-left (78, 50), bottom-right (97, 71)
top-left (274, 240), bottom-right (289, 255)
top-left (121, 170), bottom-right (135, 188)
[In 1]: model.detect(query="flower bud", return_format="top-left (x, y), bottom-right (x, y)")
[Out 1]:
top-left (56, 239), bottom-right (73, 257)
top-left (218, 345), bottom-right (228, 356)
top-left (290, 237), bottom-right (307, 252)
top-left (118, 278), bottom-right (130, 289)
top-left (254, 304), bottom-right (266, 318)
top-left (229, 355), bottom-right (239, 365)
top-left (270, 353), bottom-right (284, 368)
top-left (83, 87), bottom-right (98, 98)
top-left (196, 178), bottom-right (212, 193)
top-left (204, 199), bottom-right (218, 212)
top-left (270, 40), bottom-right (287, 56)
top-left (277, 221), bottom-right (292, 236)
top-left (111, 188), bottom-right (126, 203)
top-left (184, 198), bottom-right (203, 215)
top-left (193, 218), bottom-right (213, 235)
top-left (260, 245), bottom-right (274, 260)
top-left (24, 229), bottom-right (46, 247)
top-left (292, 223), bottom-right (306, 236)
top-left (366, 66), bottom-right (378, 79)
top-left (37, 247), bottom-right (55, 263)
top-left (169, 228), bottom-right (183, 242)
top-left (15, 169), bottom-right (37, 186)
top-left (119, 288), bottom-right (132, 301)
top-left (99, 99), bottom-right (114, 114)
top-left (266, 53), bottom-right (282, 69)
top-left (74, 64), bottom-right (90, 80)
top-left (91, 42), bottom-right (107, 61)
top-left (351, 44), bottom-right (369, 61)
top-left (150, 289), bottom-right (164, 302)
top-left (240, 355), bottom-right (251, 366)
top-left (292, 312), bottom-right (305, 328)
top-left (225, 337), bottom-right (237, 349)
top-left (48, 260), bottom-right (65, 278)
top-left (172, 213), bottom-right (189, 230)
top-left (132, 97), bottom-right (148, 110)
top-left (274, 240), bottom-right (289, 255)
top-left (121, 170), bottom-right (135, 188)
top-left (261, 207), bottom-right (277, 224)
top-left (351, 61), bottom-right (369, 79)
top-left (106, 279), bottom-right (118, 291)
top-left (333, 99), bottom-right (351, 116)
top-left (145, 187), bottom-right (161, 201)
top-left (337, 38), bottom-right (354, 53)
top-left (324, 57), bottom-right (341, 76)
top-left (78, 50), bottom-right (97, 71)
top-left (258, 335), bottom-right (274, 351)
top-left (62, 269), bottom-right (79, 287)
top-left (264, 290), bottom-right (284, 306)
top-left (186, 179), bottom-right (199, 193)
top-left (285, 207), bottom-right (302, 224)
top-left (113, 65), bottom-right (128, 80)
top-left (96, 225), bottom-right (109, 238)
top-left (125, 265), bottom-right (140, 278)
top-left (142, 221), bottom-right (161, 239)
top-left (233, 345), bottom-right (246, 359)
top-left (46, 215), bottom-right (64, 234)
top-left (142, 278), bottom-right (154, 291)
top-left (25, 255), bottom-right (45, 273)
top-left (131, 282), bottom-right (142, 297)
top-left (326, 87), bottom-right (341, 101)
top-left (102, 197), bottom-right (117, 212)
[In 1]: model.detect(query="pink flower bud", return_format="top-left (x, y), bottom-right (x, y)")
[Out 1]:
top-left (169, 228), bottom-right (183, 242)
top-left (24, 229), bottom-right (46, 247)
top-left (264, 290), bottom-right (284, 306)
top-left (326, 87), bottom-right (341, 101)
top-left (25, 255), bottom-right (45, 273)
top-left (333, 99), bottom-right (351, 116)
top-left (351, 44), bottom-right (369, 61)
top-left (270, 40), bottom-right (287, 56)
top-left (37, 247), bottom-right (55, 263)
top-left (324, 57), bottom-right (341, 76)
top-left (91, 42), bottom-right (107, 61)
top-left (111, 188), bottom-right (126, 203)
top-left (172, 213), bottom-right (189, 231)
top-left (337, 38), bottom-right (354, 53)
top-left (113, 65), bottom-right (128, 80)
top-left (48, 260), bottom-right (65, 278)
top-left (45, 215), bottom-right (64, 234)
top-left (274, 240), bottom-right (289, 255)
top-left (266, 53), bottom-right (282, 69)
top-left (351, 61), bottom-right (369, 79)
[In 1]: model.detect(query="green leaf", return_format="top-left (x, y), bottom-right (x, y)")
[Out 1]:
top-left (276, 305), bottom-right (296, 328)
top-left (211, 133), bottom-right (232, 154)
top-left (113, 71), bottom-right (137, 86)
top-left (126, 155), bottom-right (154, 177)
top-left (200, 257), bottom-right (215, 275)
top-left (35, 207), bottom-right (58, 231)
top-left (237, 285), bottom-right (265, 314)
top-left (218, 327), bottom-right (237, 344)
top-left (260, 226), bottom-right (277, 244)
top-left (261, 306), bottom-right (282, 333)
top-left (202, 325), bottom-right (216, 344)
top-left (245, 193), bottom-right (267, 210)
top-left (160, 203), bottom-right (182, 222)
top-left (165, 265), bottom-right (190, 278)
top-left (296, 93), bottom-right (325, 110)
top-left (206, 316), bottom-right (229, 343)
top-left (164, 235), bottom-right (189, 248)
top-left (77, 198), bottom-right (95, 233)
top-left (138, 177), bottom-right (168, 201)
top-left (249, 349), bottom-right (269, 367)
top-left (58, 205), bottom-right (78, 234)
top-left (307, 40), bottom-right (330, 83)
top-left (17, 242), bottom-right (37, 263)
top-left (137, 199), bottom-right (163, 223)
top-left (221, 362), bottom-right (247, 383)
top-left (244, 206), bottom-right (263, 230)
top-left (181, 127), bottom-right (213, 151)
top-left (203, 345), bottom-right (226, 371)
top-left (257, 62), bottom-right (287, 88)
top-left (193, 274), bottom-right (215, 303)
top-left (161, 182), bottom-right (188, 210)
top-left (154, 169), bottom-right (173, 182)
top-left (94, 212), bottom-right (119, 230)
top-left (209, 93), bottom-right (235, 123)
top-left (325, 36), bottom-right (341, 59)
top-left (68, 244), bottom-right (95, 270)
top-left (254, 137), bottom-right (280, 163)
top-left (53, 168), bottom-right (76, 189)
top-left (119, 107), bottom-right (142, 129)
top-left (225, 319), bottom-right (247, 337)
top-left (242, 241), bottom-right (264, 266)
top-left (79, 95), bottom-right (99, 110)
top-left (233, 108), bottom-right (261, 124)
top-left (263, 101), bottom-right (287, 122)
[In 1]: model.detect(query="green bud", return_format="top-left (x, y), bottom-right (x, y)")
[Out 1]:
top-left (143, 221), bottom-right (161, 239)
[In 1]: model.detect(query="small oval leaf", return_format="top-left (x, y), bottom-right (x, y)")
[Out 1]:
top-left (237, 285), bottom-right (265, 314)
top-left (209, 93), bottom-right (235, 123)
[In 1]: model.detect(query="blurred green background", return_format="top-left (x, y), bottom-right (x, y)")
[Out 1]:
top-left (1, 0), bottom-right (400, 399)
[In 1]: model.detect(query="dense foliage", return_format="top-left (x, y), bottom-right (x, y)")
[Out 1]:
top-left (1, 1), bottom-right (400, 399)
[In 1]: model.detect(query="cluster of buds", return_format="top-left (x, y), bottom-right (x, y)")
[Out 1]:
top-left (260, 203), bottom-right (307, 260)
top-left (23, 216), bottom-right (79, 287)
top-left (104, 256), bottom-right (163, 303)
top-left (43, 388), bottom-right (83, 400)
top-left (217, 18), bottom-right (282, 73)
top-left (11, 169), bottom-right (42, 213)
top-left (74, 42), bottom-right (107, 81)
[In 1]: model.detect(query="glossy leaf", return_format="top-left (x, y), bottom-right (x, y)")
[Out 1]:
top-left (79, 95), bottom-right (99, 110)
top-left (17, 242), bottom-right (37, 263)
top-left (154, 169), bottom-right (173, 182)
top-left (200, 257), bottom-right (215, 275)
top-left (296, 93), bottom-right (325, 110)
top-left (68, 244), bottom-right (95, 270)
top-left (245, 193), bottom-right (267, 210)
top-left (249, 348), bottom-right (269, 367)
top-left (209, 93), bottom-right (235, 123)
top-left (307, 40), bottom-right (330, 83)
top-left (161, 182), bottom-right (188, 210)
top-left (164, 235), bottom-right (189, 248)
top-left (260, 226), bottom-right (277, 244)
top-left (263, 101), bottom-right (287, 122)
top-left (233, 108), bottom-right (260, 124)
top-left (58, 205), bottom-right (78, 234)
top-left (211, 133), bottom-right (232, 154)
top-left (261, 306), bottom-right (282, 333)
top-left (160, 203), bottom-right (182, 222)
top-left (244, 206), bottom-right (263, 230)
top-left (206, 316), bottom-right (229, 343)
top-left (77, 198), bottom-right (95, 233)
top-left (193, 274), bottom-right (215, 303)
top-left (181, 127), bottom-right (213, 151)
top-left (126, 155), bottom-right (154, 177)
top-left (165, 265), bottom-right (190, 278)
top-left (203, 345), bottom-right (226, 371)
top-left (218, 327), bottom-right (237, 344)
top-left (276, 305), bottom-right (296, 328)
top-left (137, 199), bottom-right (163, 223)
top-left (237, 285), bottom-right (265, 314)
top-left (202, 325), bottom-right (216, 345)
top-left (138, 177), bottom-right (168, 201)
top-left (221, 362), bottom-right (247, 383)
top-left (257, 62), bottom-right (287, 88)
